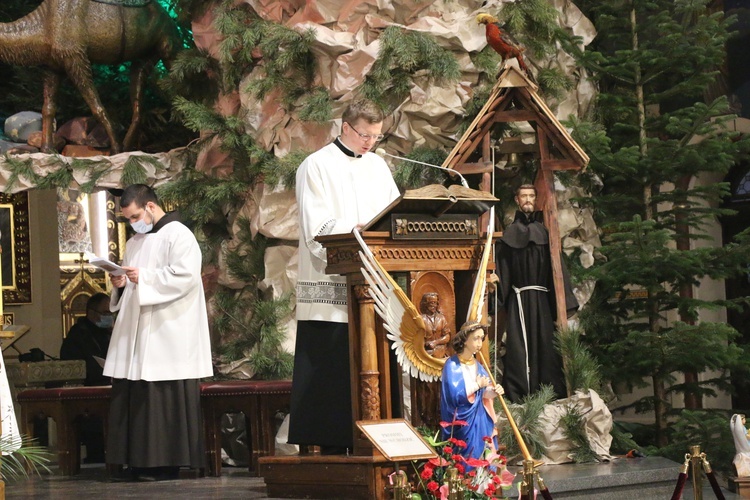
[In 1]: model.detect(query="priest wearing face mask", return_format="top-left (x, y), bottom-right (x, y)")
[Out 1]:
top-left (103, 184), bottom-right (213, 481)
top-left (61, 293), bottom-right (113, 386)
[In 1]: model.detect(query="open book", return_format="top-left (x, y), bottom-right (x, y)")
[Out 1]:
top-left (362, 184), bottom-right (499, 231)
top-left (403, 184), bottom-right (498, 200)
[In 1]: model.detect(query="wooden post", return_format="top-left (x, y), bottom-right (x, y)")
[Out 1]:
top-left (354, 285), bottom-right (380, 421)
top-left (535, 139), bottom-right (568, 330)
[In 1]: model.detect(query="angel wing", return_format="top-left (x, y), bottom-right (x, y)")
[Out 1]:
top-left (353, 229), bottom-right (444, 382)
top-left (466, 207), bottom-right (495, 324)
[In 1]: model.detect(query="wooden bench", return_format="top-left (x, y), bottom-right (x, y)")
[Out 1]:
top-left (17, 386), bottom-right (112, 476)
top-left (200, 379), bottom-right (292, 477)
top-left (16, 379), bottom-right (292, 477)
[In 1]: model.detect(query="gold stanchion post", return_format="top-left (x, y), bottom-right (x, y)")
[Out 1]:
top-left (689, 445), bottom-right (703, 500)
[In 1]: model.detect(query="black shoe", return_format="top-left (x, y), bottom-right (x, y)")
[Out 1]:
top-left (136, 466), bottom-right (180, 481)
top-left (108, 468), bottom-right (138, 483)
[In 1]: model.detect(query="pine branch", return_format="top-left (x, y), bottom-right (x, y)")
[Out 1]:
top-left (497, 385), bottom-right (556, 461)
top-left (560, 405), bottom-right (599, 463)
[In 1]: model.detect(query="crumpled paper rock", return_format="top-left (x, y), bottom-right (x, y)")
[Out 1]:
top-left (538, 389), bottom-right (614, 465)
top-left (247, 183), bottom-right (299, 240)
top-left (0, 148), bottom-right (189, 193)
top-left (259, 244), bottom-right (298, 300)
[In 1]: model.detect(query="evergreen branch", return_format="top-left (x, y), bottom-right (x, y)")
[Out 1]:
top-left (497, 385), bottom-right (555, 461)
top-left (1, 155), bottom-right (38, 193)
top-left (261, 150), bottom-right (309, 190)
top-left (555, 326), bottom-right (603, 396)
top-left (120, 156), bottom-right (150, 187)
top-left (560, 405), bottom-right (599, 463)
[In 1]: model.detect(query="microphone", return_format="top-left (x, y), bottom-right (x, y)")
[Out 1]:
top-left (375, 148), bottom-right (469, 188)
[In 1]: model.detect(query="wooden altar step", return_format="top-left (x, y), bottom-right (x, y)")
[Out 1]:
top-left (258, 454), bottom-right (400, 500)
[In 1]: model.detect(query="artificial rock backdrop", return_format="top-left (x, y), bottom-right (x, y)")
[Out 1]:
top-left (0, 0), bottom-right (601, 378)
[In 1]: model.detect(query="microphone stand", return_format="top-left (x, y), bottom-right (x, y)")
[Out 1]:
top-left (375, 148), bottom-right (470, 188)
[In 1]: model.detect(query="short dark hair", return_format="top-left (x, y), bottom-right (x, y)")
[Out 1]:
top-left (451, 321), bottom-right (486, 354)
top-left (342, 99), bottom-right (385, 125)
top-left (120, 184), bottom-right (159, 209)
top-left (86, 293), bottom-right (110, 312)
top-left (515, 184), bottom-right (536, 197)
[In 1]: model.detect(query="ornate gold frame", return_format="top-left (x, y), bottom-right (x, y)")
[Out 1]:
top-left (0, 192), bottom-right (31, 304)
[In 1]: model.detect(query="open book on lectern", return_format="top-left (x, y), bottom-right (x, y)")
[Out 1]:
top-left (361, 183), bottom-right (499, 233)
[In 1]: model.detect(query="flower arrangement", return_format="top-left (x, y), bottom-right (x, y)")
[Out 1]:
top-left (412, 419), bottom-right (516, 499)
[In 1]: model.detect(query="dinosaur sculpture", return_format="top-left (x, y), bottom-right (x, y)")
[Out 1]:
top-left (0, 0), bottom-right (182, 153)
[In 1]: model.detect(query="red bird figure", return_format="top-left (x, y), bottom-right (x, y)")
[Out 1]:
top-left (477, 13), bottom-right (530, 75)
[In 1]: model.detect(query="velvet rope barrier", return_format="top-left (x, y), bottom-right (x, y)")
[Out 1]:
top-left (670, 454), bottom-right (690, 500)
top-left (702, 455), bottom-right (725, 500)
top-left (538, 476), bottom-right (554, 500)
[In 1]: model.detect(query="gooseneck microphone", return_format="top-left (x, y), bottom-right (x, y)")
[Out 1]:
top-left (375, 148), bottom-right (469, 188)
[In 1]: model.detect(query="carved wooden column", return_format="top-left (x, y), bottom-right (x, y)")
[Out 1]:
top-left (353, 284), bottom-right (380, 421)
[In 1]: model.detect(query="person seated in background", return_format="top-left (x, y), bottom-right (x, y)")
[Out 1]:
top-left (60, 292), bottom-right (113, 464)
top-left (61, 292), bottom-right (113, 386)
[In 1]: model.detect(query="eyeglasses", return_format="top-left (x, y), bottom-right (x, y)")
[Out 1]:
top-left (346, 122), bottom-right (385, 142)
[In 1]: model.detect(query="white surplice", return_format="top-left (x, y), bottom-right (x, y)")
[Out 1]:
top-left (103, 220), bottom-right (213, 381)
top-left (295, 142), bottom-right (400, 323)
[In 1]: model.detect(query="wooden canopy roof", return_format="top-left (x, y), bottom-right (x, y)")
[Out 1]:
top-left (442, 65), bottom-right (589, 176)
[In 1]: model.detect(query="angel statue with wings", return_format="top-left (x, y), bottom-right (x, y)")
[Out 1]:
top-left (354, 208), bottom-right (505, 467)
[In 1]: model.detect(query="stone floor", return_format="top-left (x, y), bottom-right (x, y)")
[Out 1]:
top-left (3, 459), bottom-right (742, 499)
top-left (4, 465), bottom-right (289, 500)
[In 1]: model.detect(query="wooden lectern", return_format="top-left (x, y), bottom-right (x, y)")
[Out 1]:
top-left (260, 189), bottom-right (499, 499)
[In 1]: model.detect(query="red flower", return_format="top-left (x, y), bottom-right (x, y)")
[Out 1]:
top-left (492, 474), bottom-right (502, 484)
top-left (468, 470), bottom-right (476, 478)
top-left (428, 456), bottom-right (451, 467)
top-left (449, 437), bottom-right (467, 448)
top-left (427, 481), bottom-right (439, 493)
top-left (439, 421), bottom-right (452, 428)
top-left (485, 484), bottom-right (496, 495)
top-left (464, 457), bottom-right (490, 468)
top-left (455, 463), bottom-right (465, 474)
top-left (483, 436), bottom-right (492, 443)
top-left (421, 465), bottom-right (434, 480)
top-left (451, 454), bottom-right (464, 463)
top-left (443, 446), bottom-right (453, 455)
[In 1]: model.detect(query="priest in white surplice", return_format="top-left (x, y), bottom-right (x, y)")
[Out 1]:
top-left (289, 99), bottom-right (400, 453)
top-left (104, 184), bottom-right (213, 480)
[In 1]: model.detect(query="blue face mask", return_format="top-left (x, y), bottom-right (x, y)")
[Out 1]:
top-left (130, 207), bottom-right (154, 234)
top-left (96, 315), bottom-right (114, 329)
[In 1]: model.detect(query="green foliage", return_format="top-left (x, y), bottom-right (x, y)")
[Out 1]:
top-left (649, 409), bottom-right (735, 476)
top-left (392, 147), bottom-right (449, 190)
top-left (499, 0), bottom-right (559, 60)
top-left (609, 421), bottom-right (644, 455)
top-left (262, 150), bottom-right (310, 191)
top-left (566, 0), bottom-right (750, 449)
top-left (497, 385), bottom-right (555, 461)
top-left (1, 434), bottom-right (51, 482)
top-left (560, 405), bottom-right (599, 463)
top-left (555, 326), bottom-right (603, 396)
top-left (362, 26), bottom-right (461, 109)
top-left (121, 155), bottom-right (164, 187)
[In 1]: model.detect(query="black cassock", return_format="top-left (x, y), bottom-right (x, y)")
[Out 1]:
top-left (498, 210), bottom-right (578, 403)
